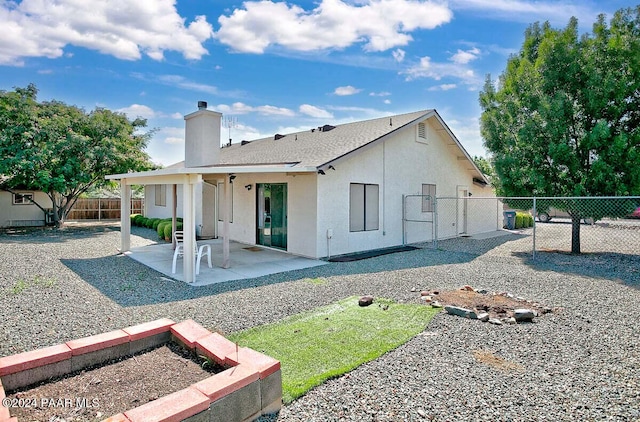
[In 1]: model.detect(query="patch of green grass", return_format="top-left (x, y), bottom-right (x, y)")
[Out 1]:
top-left (33, 275), bottom-right (57, 288)
top-left (10, 280), bottom-right (29, 295)
top-left (228, 296), bottom-right (438, 403)
top-left (303, 277), bottom-right (327, 285)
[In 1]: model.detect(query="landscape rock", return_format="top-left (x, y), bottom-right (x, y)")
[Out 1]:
top-left (488, 318), bottom-right (503, 325)
top-left (477, 312), bottom-right (490, 322)
top-left (445, 305), bottom-right (476, 319)
top-left (410, 287), bottom-right (416, 292)
top-left (358, 295), bottom-right (374, 307)
top-left (514, 309), bottom-right (535, 322)
top-left (420, 291), bottom-right (430, 296)
top-left (431, 301), bottom-right (443, 308)
top-left (504, 317), bottom-right (517, 325)
top-left (461, 285), bottom-right (474, 291)
top-left (477, 289), bottom-right (489, 294)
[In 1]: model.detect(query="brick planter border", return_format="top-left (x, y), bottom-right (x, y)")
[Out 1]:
top-left (0, 319), bottom-right (282, 422)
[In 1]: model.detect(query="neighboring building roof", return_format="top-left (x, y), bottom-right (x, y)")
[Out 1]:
top-left (216, 110), bottom-right (431, 168)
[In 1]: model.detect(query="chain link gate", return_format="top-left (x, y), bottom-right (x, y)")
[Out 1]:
top-left (401, 194), bottom-right (436, 246)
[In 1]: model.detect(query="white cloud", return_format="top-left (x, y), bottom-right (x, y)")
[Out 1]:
top-left (428, 83), bottom-right (457, 91)
top-left (449, 0), bottom-right (600, 26)
top-left (299, 104), bottom-right (334, 118)
top-left (450, 47), bottom-right (481, 64)
top-left (214, 102), bottom-right (295, 117)
top-left (157, 75), bottom-right (220, 95)
top-left (0, 0), bottom-right (213, 66)
top-left (117, 104), bottom-right (156, 119)
top-left (392, 48), bottom-right (406, 62)
top-left (215, 0), bottom-right (452, 53)
top-left (370, 91), bottom-right (391, 97)
top-left (334, 85), bottom-right (362, 96)
top-left (170, 112), bottom-right (183, 119)
top-left (401, 56), bottom-right (480, 86)
top-left (383, 99), bottom-right (391, 104)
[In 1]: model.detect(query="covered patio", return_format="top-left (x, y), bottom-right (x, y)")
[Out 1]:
top-left (125, 239), bottom-right (327, 286)
top-left (107, 161), bottom-right (318, 284)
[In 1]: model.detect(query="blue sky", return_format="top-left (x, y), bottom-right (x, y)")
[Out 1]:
top-left (0, 0), bottom-right (635, 166)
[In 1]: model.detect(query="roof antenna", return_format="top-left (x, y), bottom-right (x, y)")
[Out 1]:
top-left (390, 117), bottom-right (393, 126)
top-left (223, 116), bottom-right (238, 146)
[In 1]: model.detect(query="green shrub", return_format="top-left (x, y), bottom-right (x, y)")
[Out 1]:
top-left (163, 223), bottom-right (173, 240)
top-left (130, 214), bottom-right (141, 224)
top-left (515, 213), bottom-right (524, 229)
top-left (146, 218), bottom-right (156, 228)
top-left (151, 218), bottom-right (162, 230)
top-left (514, 212), bottom-right (533, 228)
top-left (177, 221), bottom-right (183, 231)
top-left (157, 221), bottom-right (169, 238)
top-left (133, 215), bottom-right (145, 226)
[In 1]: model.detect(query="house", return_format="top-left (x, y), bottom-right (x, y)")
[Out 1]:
top-left (0, 189), bottom-right (53, 228)
top-left (107, 102), bottom-right (496, 282)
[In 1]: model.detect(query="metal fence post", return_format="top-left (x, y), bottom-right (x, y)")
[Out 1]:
top-left (532, 197), bottom-right (536, 260)
top-left (434, 196), bottom-right (438, 248)
top-left (98, 198), bottom-right (102, 221)
top-left (402, 194), bottom-right (406, 246)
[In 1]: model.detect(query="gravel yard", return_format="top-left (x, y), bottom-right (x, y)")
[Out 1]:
top-left (1, 222), bottom-right (639, 421)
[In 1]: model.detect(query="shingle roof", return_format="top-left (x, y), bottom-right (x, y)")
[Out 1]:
top-left (216, 110), bottom-right (432, 168)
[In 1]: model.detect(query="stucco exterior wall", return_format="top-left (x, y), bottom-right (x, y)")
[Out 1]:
top-left (0, 191), bottom-right (52, 227)
top-left (315, 116), bottom-right (495, 257)
top-left (215, 173), bottom-right (318, 258)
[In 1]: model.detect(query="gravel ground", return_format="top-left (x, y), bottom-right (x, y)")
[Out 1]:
top-left (1, 222), bottom-right (639, 421)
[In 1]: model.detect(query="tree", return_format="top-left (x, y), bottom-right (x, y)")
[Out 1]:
top-left (479, 7), bottom-right (640, 253)
top-left (472, 155), bottom-right (497, 186)
top-left (0, 84), bottom-right (154, 227)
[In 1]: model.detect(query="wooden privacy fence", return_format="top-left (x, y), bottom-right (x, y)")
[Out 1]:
top-left (68, 198), bottom-right (144, 220)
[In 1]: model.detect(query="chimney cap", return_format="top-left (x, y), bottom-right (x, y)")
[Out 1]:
top-left (197, 101), bottom-right (207, 110)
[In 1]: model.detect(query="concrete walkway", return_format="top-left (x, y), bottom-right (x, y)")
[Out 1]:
top-left (125, 239), bottom-right (327, 286)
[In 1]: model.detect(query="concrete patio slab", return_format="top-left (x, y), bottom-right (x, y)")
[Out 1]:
top-left (125, 239), bottom-right (327, 286)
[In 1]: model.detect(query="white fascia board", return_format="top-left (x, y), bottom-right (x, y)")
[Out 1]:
top-left (106, 164), bottom-right (317, 185)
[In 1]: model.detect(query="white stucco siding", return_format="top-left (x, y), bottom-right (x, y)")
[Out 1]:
top-left (145, 184), bottom-right (177, 219)
top-left (0, 191), bottom-right (52, 227)
top-left (216, 173), bottom-right (318, 258)
top-left (316, 117), bottom-right (496, 256)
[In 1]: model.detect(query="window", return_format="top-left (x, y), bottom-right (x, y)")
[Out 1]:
top-left (217, 182), bottom-right (233, 222)
top-left (154, 185), bottom-right (166, 207)
top-left (12, 192), bottom-right (34, 205)
top-left (350, 183), bottom-right (379, 232)
top-left (422, 184), bottom-right (436, 212)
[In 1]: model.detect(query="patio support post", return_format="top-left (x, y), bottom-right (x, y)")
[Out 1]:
top-left (172, 184), bottom-right (177, 249)
top-left (120, 179), bottom-right (131, 252)
top-left (182, 176), bottom-right (197, 283)
top-left (222, 174), bottom-right (231, 268)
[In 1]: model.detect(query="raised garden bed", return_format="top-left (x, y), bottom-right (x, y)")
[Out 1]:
top-left (0, 319), bottom-right (282, 422)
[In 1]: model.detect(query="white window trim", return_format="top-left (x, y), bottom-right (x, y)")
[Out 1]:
top-left (350, 183), bottom-right (379, 232)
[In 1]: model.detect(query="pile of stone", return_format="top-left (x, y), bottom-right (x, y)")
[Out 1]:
top-left (412, 285), bottom-right (553, 326)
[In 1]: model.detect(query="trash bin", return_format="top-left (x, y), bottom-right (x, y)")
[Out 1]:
top-left (503, 211), bottom-right (516, 230)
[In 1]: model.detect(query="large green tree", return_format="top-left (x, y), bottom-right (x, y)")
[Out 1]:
top-left (479, 7), bottom-right (640, 253)
top-left (0, 84), bottom-right (154, 227)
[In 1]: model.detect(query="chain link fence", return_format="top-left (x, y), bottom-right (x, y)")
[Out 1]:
top-left (404, 196), bottom-right (640, 258)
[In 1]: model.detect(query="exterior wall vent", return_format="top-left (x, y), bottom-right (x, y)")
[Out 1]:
top-left (197, 101), bottom-right (207, 110)
top-left (418, 122), bottom-right (426, 139)
top-left (274, 134), bottom-right (285, 140)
